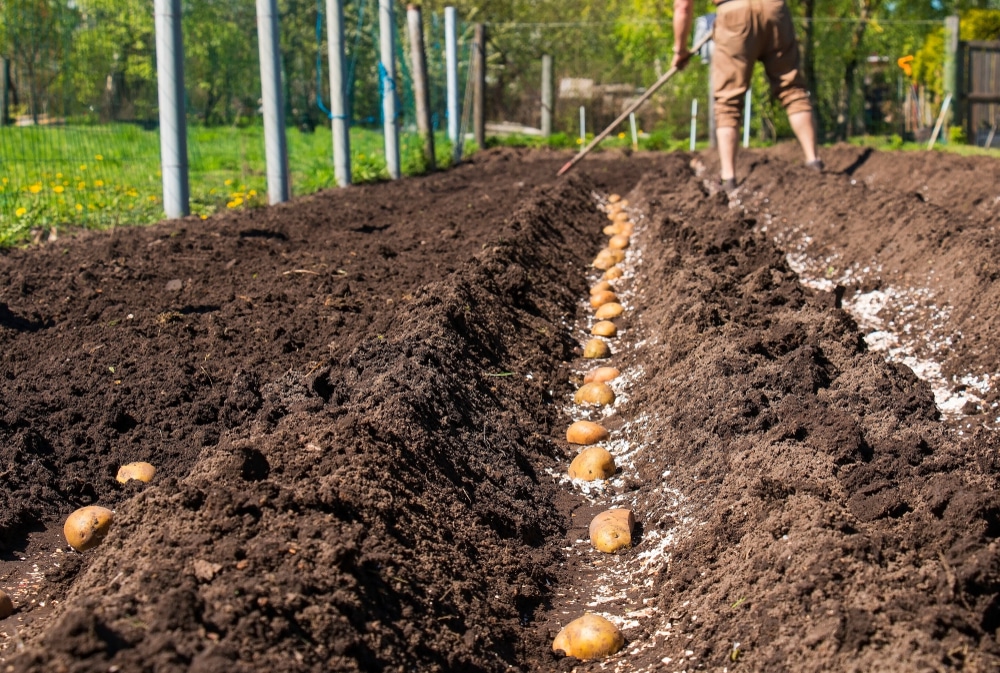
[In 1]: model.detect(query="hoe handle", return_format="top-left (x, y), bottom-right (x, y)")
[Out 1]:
top-left (557, 32), bottom-right (713, 177)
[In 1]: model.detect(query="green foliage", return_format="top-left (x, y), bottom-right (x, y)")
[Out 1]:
top-left (914, 9), bottom-right (1000, 98)
top-left (948, 125), bottom-right (966, 144)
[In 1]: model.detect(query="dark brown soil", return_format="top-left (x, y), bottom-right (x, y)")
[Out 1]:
top-left (2, 146), bottom-right (1000, 672)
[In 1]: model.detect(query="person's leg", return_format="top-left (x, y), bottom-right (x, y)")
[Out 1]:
top-left (788, 109), bottom-right (818, 164)
top-left (712, 0), bottom-right (755, 186)
top-left (717, 126), bottom-right (739, 185)
top-left (760, 0), bottom-right (819, 166)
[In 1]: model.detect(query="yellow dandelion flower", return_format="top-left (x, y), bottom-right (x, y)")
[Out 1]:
top-left (2, 177), bottom-right (8, 184)
top-left (15, 207), bottom-right (27, 217)
top-left (576, 138), bottom-right (583, 145)
top-left (94, 180), bottom-right (104, 188)
top-left (80, 164), bottom-right (87, 171)
top-left (224, 179), bottom-right (233, 186)
top-left (209, 188), bottom-right (217, 195)
top-left (617, 132), bottom-right (626, 139)
top-left (95, 154), bottom-right (104, 161)
top-left (76, 203), bottom-right (84, 211)
top-left (148, 195), bottom-right (158, 202)
top-left (200, 214), bottom-right (208, 220)
top-left (56, 172), bottom-right (63, 178)
top-left (248, 189), bottom-right (257, 197)
top-left (78, 181), bottom-right (86, 189)
top-left (53, 185), bottom-right (65, 194)
top-left (227, 197), bottom-right (244, 208)
top-left (28, 183), bottom-right (42, 194)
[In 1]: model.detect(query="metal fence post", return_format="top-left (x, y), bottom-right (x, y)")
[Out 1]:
top-left (380, 0), bottom-right (401, 179)
top-left (257, 0), bottom-right (290, 203)
top-left (154, 0), bottom-right (190, 219)
top-left (327, 0), bottom-right (351, 186)
top-left (743, 89), bottom-right (752, 148)
top-left (445, 6), bottom-right (459, 146)
top-left (541, 54), bottom-right (553, 137)
top-left (690, 99), bottom-right (698, 151)
top-left (943, 15), bottom-right (960, 135)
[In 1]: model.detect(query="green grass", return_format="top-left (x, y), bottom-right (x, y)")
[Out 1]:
top-left (847, 133), bottom-right (1000, 157)
top-left (0, 124), bottom-right (461, 246)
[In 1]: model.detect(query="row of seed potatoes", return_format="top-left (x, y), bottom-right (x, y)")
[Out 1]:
top-left (552, 194), bottom-right (635, 661)
top-left (0, 462), bottom-right (156, 619)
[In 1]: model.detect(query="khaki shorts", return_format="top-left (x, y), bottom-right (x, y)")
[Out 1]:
top-left (711, 0), bottom-right (812, 127)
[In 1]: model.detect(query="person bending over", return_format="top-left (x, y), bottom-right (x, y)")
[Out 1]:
top-left (672, 0), bottom-right (822, 191)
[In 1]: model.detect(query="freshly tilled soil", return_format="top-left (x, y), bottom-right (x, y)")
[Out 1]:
top-left (1, 146), bottom-right (999, 671)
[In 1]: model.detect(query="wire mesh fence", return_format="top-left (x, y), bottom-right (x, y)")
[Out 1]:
top-left (0, 0), bottom-right (955, 243)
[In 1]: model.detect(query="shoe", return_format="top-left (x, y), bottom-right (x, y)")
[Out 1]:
top-left (721, 177), bottom-right (737, 193)
top-left (806, 159), bottom-right (824, 172)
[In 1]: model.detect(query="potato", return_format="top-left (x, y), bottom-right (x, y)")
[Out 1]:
top-left (613, 211), bottom-right (629, 223)
top-left (593, 247), bottom-right (624, 270)
top-left (589, 508), bottom-right (635, 553)
top-left (602, 223), bottom-right (620, 236)
top-left (618, 221), bottom-right (635, 236)
top-left (607, 194), bottom-right (621, 204)
top-left (574, 382), bottom-right (615, 406)
top-left (64, 506), bottom-right (114, 552)
top-left (583, 338), bottom-right (610, 359)
top-left (584, 366), bottom-right (621, 384)
top-left (567, 420), bottom-right (610, 445)
top-left (595, 302), bottom-right (624, 319)
top-left (0, 590), bottom-right (13, 619)
top-left (590, 280), bottom-right (613, 295)
top-left (552, 613), bottom-right (624, 660)
top-left (602, 266), bottom-right (624, 280)
top-left (591, 320), bottom-right (617, 337)
top-left (608, 234), bottom-right (630, 250)
top-left (568, 446), bottom-right (616, 480)
top-left (589, 290), bottom-right (618, 309)
top-left (116, 461), bottom-right (156, 484)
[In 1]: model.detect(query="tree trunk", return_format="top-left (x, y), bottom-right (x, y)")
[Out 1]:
top-left (835, 0), bottom-right (874, 141)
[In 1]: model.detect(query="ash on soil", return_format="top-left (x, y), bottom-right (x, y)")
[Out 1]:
top-left (2, 147), bottom-right (1000, 672)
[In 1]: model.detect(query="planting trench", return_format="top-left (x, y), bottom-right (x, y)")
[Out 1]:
top-left (1, 147), bottom-right (999, 671)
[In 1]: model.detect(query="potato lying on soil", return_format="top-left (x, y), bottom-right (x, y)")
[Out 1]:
top-left (567, 420), bottom-right (610, 445)
top-left (612, 211), bottom-right (629, 223)
top-left (116, 461), bottom-right (156, 484)
top-left (569, 446), bottom-right (616, 480)
top-left (591, 320), bottom-right (617, 337)
top-left (602, 266), bottom-right (624, 280)
top-left (590, 290), bottom-right (618, 309)
top-left (595, 302), bottom-right (624, 319)
top-left (593, 248), bottom-right (624, 270)
top-left (552, 613), bottom-right (624, 660)
top-left (608, 234), bottom-right (630, 250)
top-left (590, 280), bottom-right (613, 295)
top-left (574, 382), bottom-right (615, 406)
top-left (583, 338), bottom-right (611, 359)
top-left (608, 194), bottom-right (621, 204)
top-left (584, 366), bottom-right (621, 384)
top-left (0, 590), bottom-right (13, 619)
top-left (618, 221), bottom-right (635, 236)
top-left (589, 508), bottom-right (635, 553)
top-left (603, 224), bottom-right (620, 236)
top-left (64, 506), bottom-right (114, 552)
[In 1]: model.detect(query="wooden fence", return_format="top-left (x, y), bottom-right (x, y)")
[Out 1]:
top-left (960, 40), bottom-right (1000, 147)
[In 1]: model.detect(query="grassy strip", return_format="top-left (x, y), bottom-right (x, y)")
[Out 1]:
top-left (0, 125), bottom-right (458, 247)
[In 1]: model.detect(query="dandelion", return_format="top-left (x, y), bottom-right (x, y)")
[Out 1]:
top-left (94, 180), bottom-right (104, 188)
top-left (248, 189), bottom-right (257, 197)
top-left (53, 185), bottom-right (65, 194)
top-left (76, 203), bottom-right (84, 211)
top-left (576, 138), bottom-right (583, 145)
top-left (209, 188), bottom-right (217, 195)
top-left (80, 164), bottom-right (87, 171)
top-left (200, 214), bottom-right (208, 220)
top-left (224, 179), bottom-right (233, 186)
top-left (95, 154), bottom-right (104, 161)
top-left (618, 132), bottom-right (626, 139)
top-left (15, 207), bottom-right (26, 217)
top-left (56, 172), bottom-right (63, 178)
top-left (227, 197), bottom-right (244, 208)
top-left (28, 183), bottom-right (42, 194)
top-left (78, 181), bottom-right (86, 189)
top-left (148, 195), bottom-right (158, 202)
top-left (2, 177), bottom-right (8, 184)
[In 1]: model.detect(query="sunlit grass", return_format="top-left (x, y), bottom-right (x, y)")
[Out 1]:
top-left (0, 124), bottom-right (460, 247)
